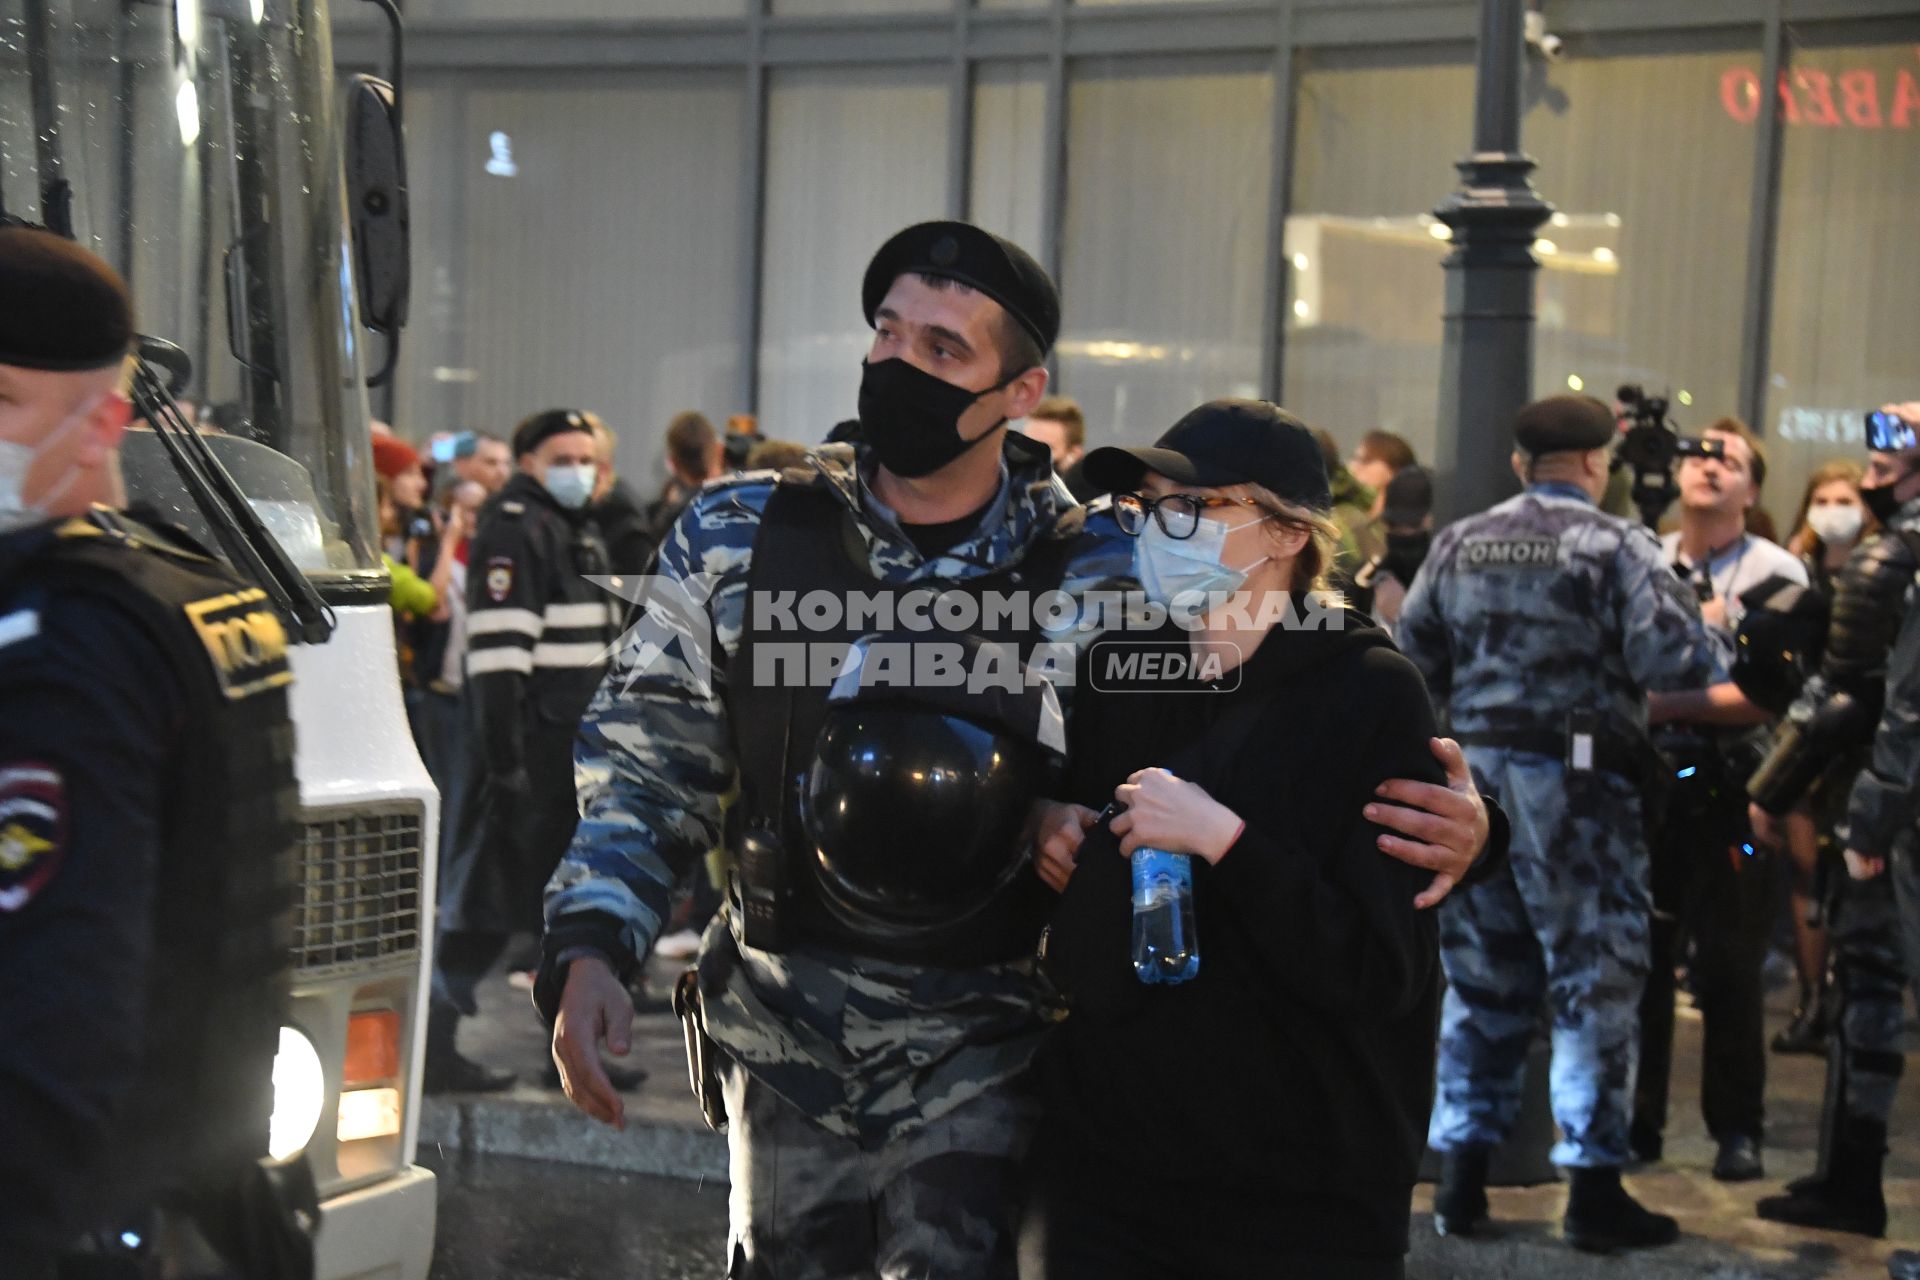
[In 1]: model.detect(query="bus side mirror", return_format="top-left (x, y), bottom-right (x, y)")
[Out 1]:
top-left (345, 74), bottom-right (409, 387)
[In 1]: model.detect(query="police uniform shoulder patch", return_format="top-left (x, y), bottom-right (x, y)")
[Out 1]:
top-left (0, 762), bottom-right (66, 913)
top-left (486, 557), bottom-right (514, 603)
top-left (1458, 535), bottom-right (1560, 571)
top-left (183, 588), bottom-right (293, 700)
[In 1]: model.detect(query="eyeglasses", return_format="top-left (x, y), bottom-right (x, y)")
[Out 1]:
top-left (1112, 491), bottom-right (1260, 540)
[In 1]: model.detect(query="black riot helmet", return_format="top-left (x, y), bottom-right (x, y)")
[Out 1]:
top-left (800, 632), bottom-right (1065, 941)
top-left (1732, 575), bottom-right (1830, 717)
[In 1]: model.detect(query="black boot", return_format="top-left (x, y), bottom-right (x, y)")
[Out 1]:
top-left (1756, 1121), bottom-right (1888, 1238)
top-left (422, 1004), bottom-right (517, 1095)
top-left (1562, 1166), bottom-right (1680, 1253)
top-left (1772, 984), bottom-right (1832, 1056)
top-left (1433, 1147), bottom-right (1490, 1238)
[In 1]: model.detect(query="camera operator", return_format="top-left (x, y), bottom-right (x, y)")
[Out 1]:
top-left (1748, 402), bottom-right (1920, 1240)
top-left (1631, 417), bottom-right (1803, 1183)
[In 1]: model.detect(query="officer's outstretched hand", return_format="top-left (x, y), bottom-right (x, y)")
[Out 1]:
top-left (1366, 737), bottom-right (1488, 910)
top-left (1029, 800), bottom-right (1100, 892)
top-left (553, 955), bottom-right (635, 1131)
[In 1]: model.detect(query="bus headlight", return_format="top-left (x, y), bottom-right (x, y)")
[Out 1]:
top-left (269, 1026), bottom-right (326, 1159)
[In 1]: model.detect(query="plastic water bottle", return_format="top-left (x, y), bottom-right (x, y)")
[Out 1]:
top-left (1131, 848), bottom-right (1200, 984)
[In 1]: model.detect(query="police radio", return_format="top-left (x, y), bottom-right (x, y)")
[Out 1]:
top-left (735, 824), bottom-right (792, 953)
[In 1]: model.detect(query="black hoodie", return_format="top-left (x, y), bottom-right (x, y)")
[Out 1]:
top-left (1034, 610), bottom-right (1443, 1273)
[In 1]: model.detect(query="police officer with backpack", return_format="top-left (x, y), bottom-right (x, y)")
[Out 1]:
top-left (0, 228), bottom-right (310, 1278)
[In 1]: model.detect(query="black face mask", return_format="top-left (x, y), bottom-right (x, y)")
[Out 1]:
top-left (857, 358), bottom-right (1011, 479)
top-left (1383, 530), bottom-right (1432, 586)
top-left (1861, 468), bottom-right (1914, 525)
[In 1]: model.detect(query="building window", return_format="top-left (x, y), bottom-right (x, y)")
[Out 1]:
top-left (1058, 55), bottom-right (1274, 446)
top-left (758, 65), bottom-right (948, 442)
top-left (1764, 37), bottom-right (1920, 524)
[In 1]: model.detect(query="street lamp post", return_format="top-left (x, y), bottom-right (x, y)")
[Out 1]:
top-left (1433, 0), bottom-right (1554, 523)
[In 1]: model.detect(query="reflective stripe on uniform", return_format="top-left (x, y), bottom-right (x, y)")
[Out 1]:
top-left (467, 647), bottom-right (535, 676)
top-left (544, 601), bottom-right (615, 628)
top-left (532, 641), bottom-right (608, 668)
top-left (467, 607), bottom-right (544, 637)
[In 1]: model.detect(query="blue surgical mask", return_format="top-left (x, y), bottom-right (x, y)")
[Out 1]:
top-left (544, 462), bottom-right (597, 510)
top-left (1134, 511), bottom-right (1271, 609)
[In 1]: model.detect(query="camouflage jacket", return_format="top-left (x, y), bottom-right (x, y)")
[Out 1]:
top-left (541, 435), bottom-right (1133, 1142)
top-left (1396, 482), bottom-right (1724, 746)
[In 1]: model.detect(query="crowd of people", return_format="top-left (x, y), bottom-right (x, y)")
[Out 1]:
top-left (348, 215), bottom-right (1920, 1278)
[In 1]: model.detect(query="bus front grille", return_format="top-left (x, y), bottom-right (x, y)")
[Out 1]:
top-left (293, 804), bottom-right (424, 976)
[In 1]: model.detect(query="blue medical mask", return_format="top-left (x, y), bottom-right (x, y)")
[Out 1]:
top-left (1134, 510), bottom-right (1272, 609)
top-left (544, 462), bottom-right (598, 510)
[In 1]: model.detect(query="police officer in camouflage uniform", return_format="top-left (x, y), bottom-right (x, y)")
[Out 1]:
top-left (533, 221), bottom-right (1498, 1279)
top-left (1397, 395), bottom-right (1723, 1254)
top-left (1751, 404), bottom-right (1920, 1242)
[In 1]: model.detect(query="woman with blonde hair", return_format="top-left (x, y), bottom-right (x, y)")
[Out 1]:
top-left (1020, 401), bottom-right (1471, 1280)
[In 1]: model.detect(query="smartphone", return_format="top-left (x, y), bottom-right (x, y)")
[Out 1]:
top-left (431, 430), bottom-right (477, 463)
top-left (1867, 410), bottom-right (1917, 452)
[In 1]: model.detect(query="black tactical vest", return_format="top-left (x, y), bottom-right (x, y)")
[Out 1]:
top-left (727, 477), bottom-right (1074, 968)
top-left (20, 512), bottom-right (300, 1239)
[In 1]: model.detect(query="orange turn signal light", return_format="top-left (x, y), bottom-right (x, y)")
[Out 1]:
top-left (343, 1009), bottom-right (401, 1088)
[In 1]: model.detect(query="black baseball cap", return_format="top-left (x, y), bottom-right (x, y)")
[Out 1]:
top-left (862, 221), bottom-right (1061, 357)
top-left (1082, 399), bottom-right (1333, 513)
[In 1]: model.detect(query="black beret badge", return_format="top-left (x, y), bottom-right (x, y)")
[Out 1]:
top-left (0, 762), bottom-right (67, 913)
top-left (929, 235), bottom-right (960, 268)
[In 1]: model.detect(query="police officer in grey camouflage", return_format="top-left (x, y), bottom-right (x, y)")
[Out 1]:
top-left (1397, 394), bottom-right (1724, 1254)
top-left (533, 221), bottom-right (1499, 1279)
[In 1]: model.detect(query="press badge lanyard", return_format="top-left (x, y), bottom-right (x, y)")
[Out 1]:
top-left (1677, 534), bottom-right (1750, 604)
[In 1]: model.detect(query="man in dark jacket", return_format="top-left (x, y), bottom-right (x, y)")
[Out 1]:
top-left (428, 408), bottom-right (623, 1092)
top-left (587, 415), bottom-right (657, 576)
top-left (0, 227), bottom-right (307, 1278)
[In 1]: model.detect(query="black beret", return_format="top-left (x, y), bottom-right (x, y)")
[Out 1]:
top-left (1512, 395), bottom-right (1617, 455)
top-left (511, 408), bottom-right (596, 458)
top-left (862, 221), bottom-right (1060, 357)
top-left (1083, 399), bottom-right (1333, 514)
top-left (0, 226), bottom-right (133, 371)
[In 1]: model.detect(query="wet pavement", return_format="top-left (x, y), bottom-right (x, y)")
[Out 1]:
top-left (421, 1147), bottom-right (727, 1280)
top-left (422, 942), bottom-right (1920, 1278)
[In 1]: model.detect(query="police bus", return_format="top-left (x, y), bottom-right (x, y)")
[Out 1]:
top-left (3, 1), bottom-right (437, 1275)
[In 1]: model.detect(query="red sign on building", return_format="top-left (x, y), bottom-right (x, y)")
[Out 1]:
top-left (1721, 50), bottom-right (1920, 129)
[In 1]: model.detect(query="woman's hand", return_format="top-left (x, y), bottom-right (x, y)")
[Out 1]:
top-left (1029, 800), bottom-right (1099, 892)
top-left (1366, 737), bottom-right (1490, 910)
top-left (1111, 769), bottom-right (1243, 865)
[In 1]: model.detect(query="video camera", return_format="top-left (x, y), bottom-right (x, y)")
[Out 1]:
top-left (1612, 384), bottom-right (1725, 528)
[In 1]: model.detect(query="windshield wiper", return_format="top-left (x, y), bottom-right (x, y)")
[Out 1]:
top-left (131, 341), bottom-right (336, 644)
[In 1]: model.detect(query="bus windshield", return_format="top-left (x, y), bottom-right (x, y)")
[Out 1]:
top-left (1, 0), bottom-right (379, 579)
